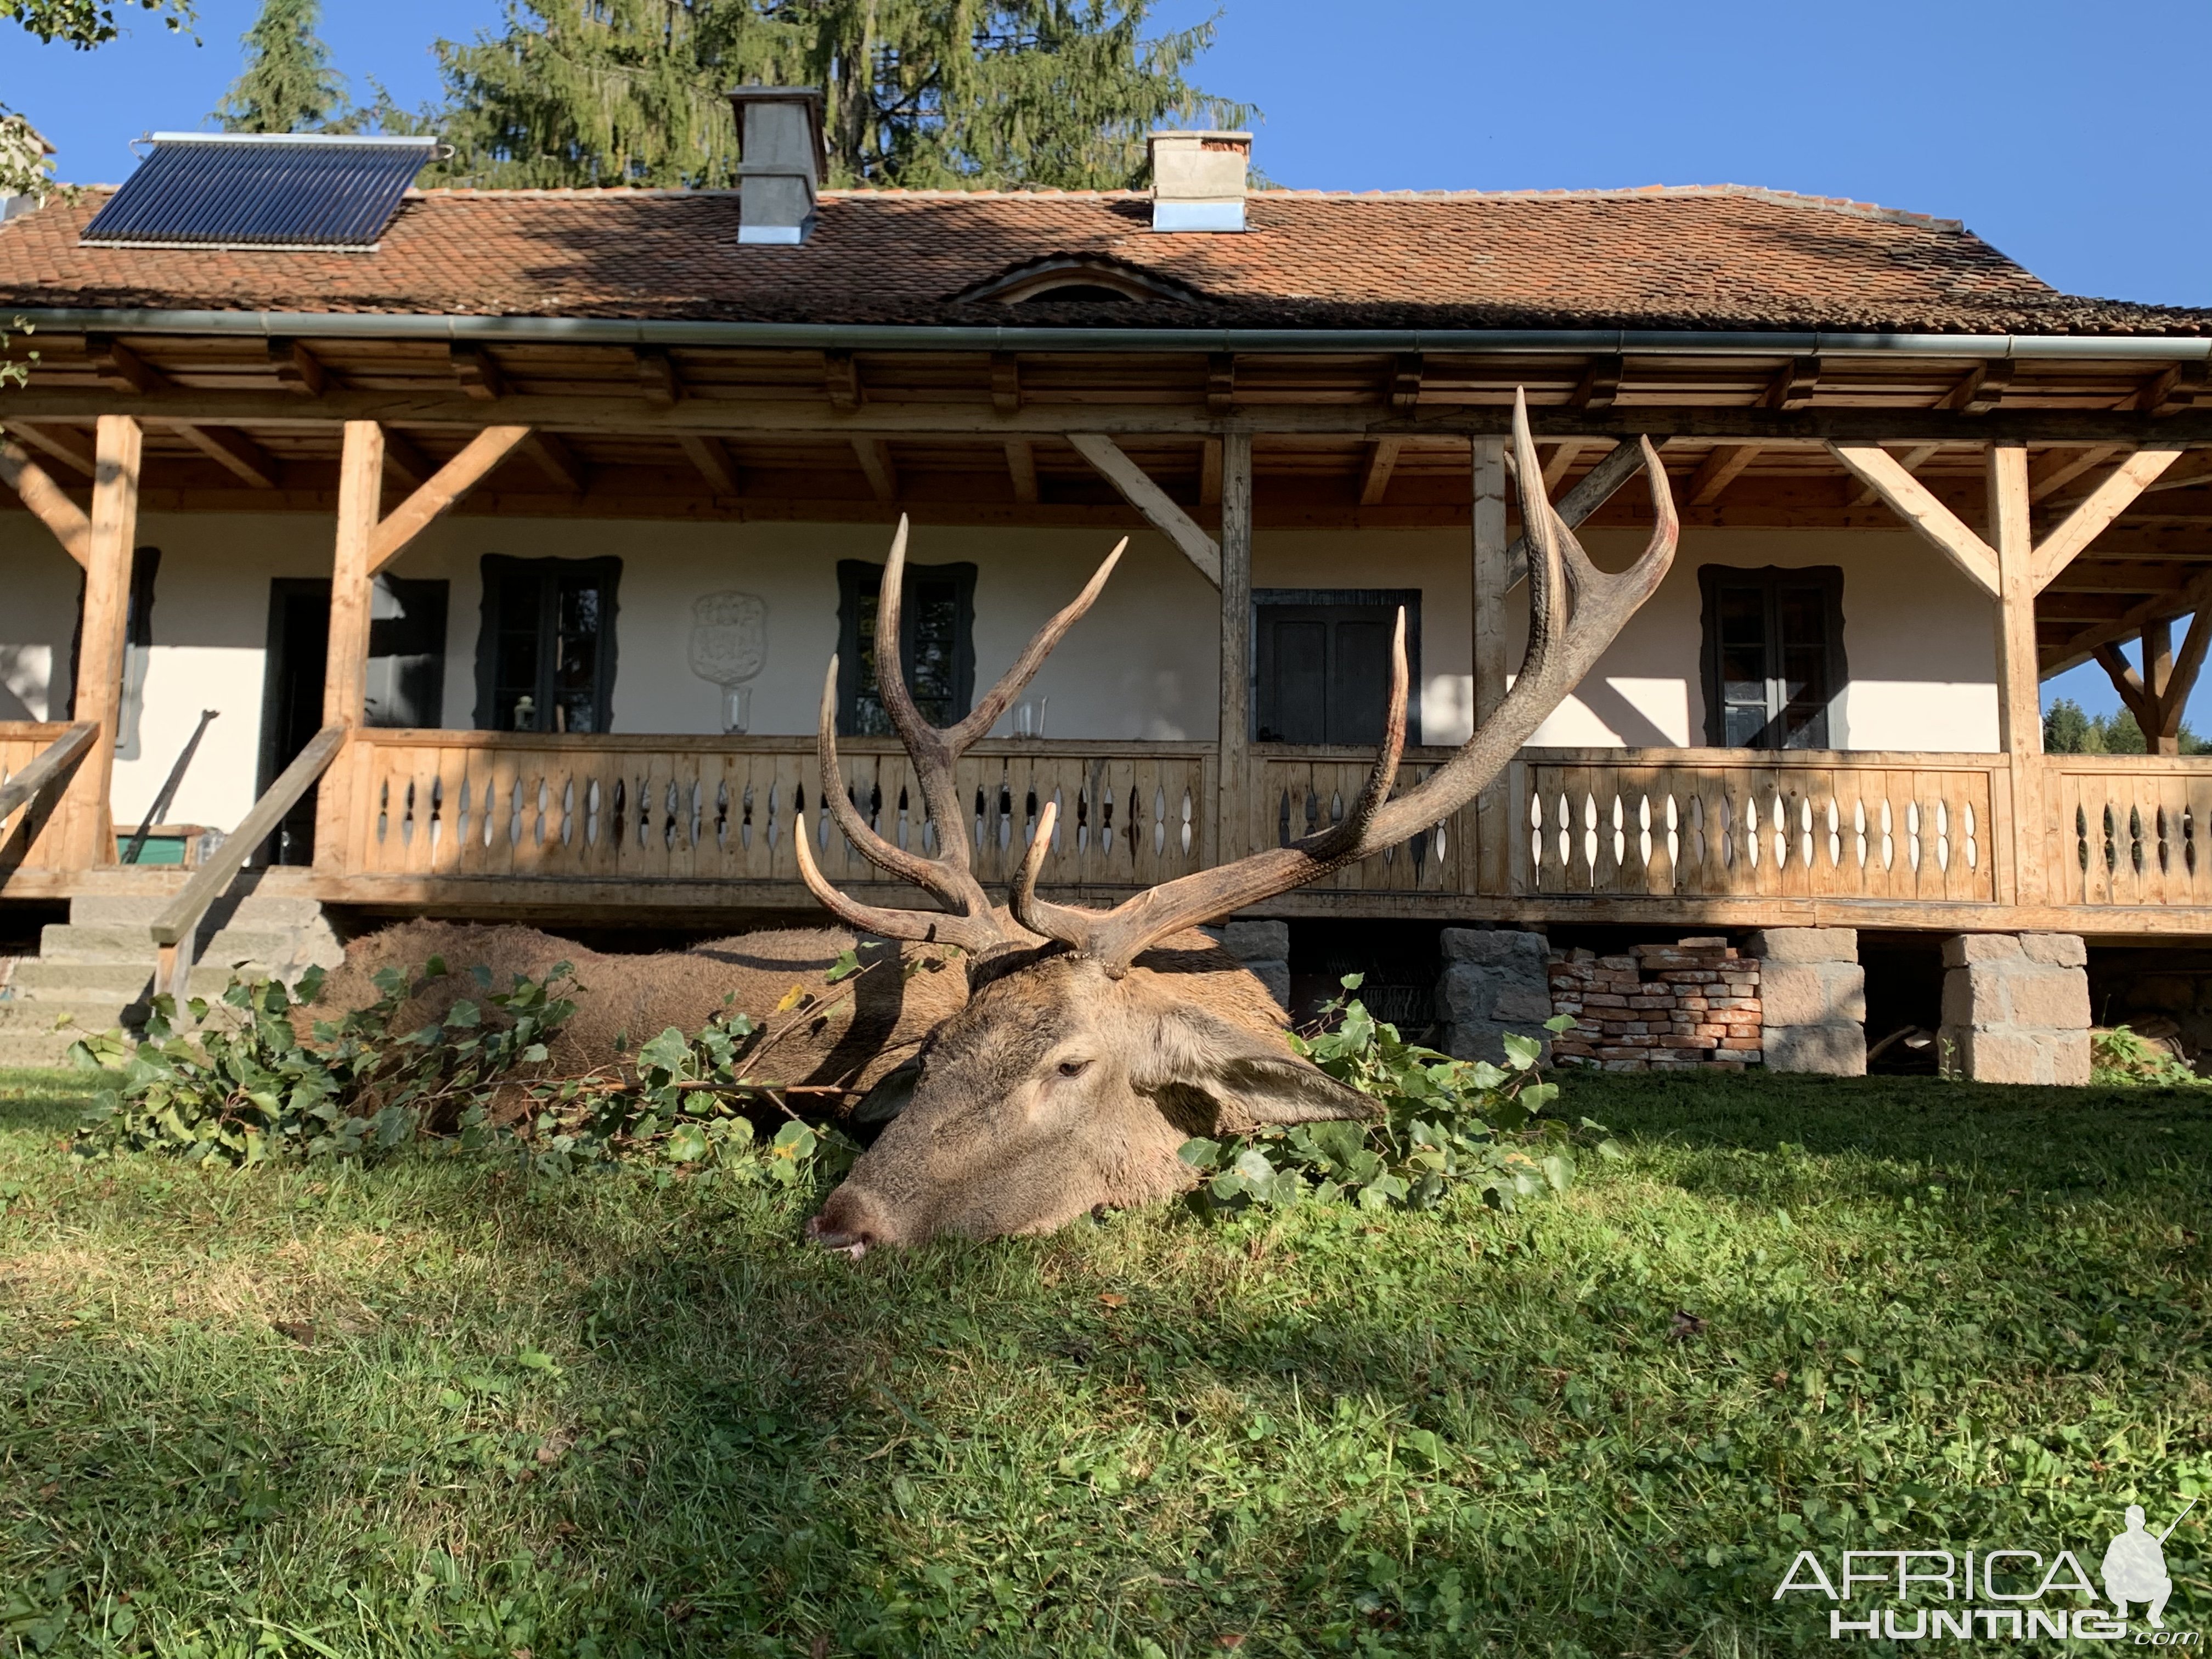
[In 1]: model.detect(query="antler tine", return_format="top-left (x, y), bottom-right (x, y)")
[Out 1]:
top-left (795, 519), bottom-right (1137, 960)
top-left (949, 537), bottom-right (1126, 750)
top-left (870, 517), bottom-right (968, 861)
top-left (791, 803), bottom-right (1006, 954)
top-left (812, 653), bottom-right (986, 902)
top-left (1031, 387), bottom-right (1680, 977)
top-left (1008, 799), bottom-right (1095, 949)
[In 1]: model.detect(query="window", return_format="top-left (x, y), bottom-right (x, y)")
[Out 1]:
top-left (67, 545), bottom-right (159, 759)
top-left (1252, 589), bottom-right (1422, 746)
top-left (837, 559), bottom-right (976, 736)
top-left (1699, 565), bottom-right (1846, 749)
top-left (473, 556), bottom-right (620, 733)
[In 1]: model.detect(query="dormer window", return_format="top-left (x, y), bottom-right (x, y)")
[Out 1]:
top-left (955, 256), bottom-right (1205, 307)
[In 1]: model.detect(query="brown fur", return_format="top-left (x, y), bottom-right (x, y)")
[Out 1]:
top-left (303, 919), bottom-right (971, 1119)
top-left (809, 933), bottom-right (1375, 1249)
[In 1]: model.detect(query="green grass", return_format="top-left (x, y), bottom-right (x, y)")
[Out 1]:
top-left (2, 1066), bottom-right (2208, 1657)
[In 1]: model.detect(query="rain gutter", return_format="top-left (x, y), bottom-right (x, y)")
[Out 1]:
top-left (8, 309), bottom-right (2211, 360)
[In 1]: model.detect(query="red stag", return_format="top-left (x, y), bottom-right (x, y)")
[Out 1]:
top-left (797, 392), bottom-right (1678, 1251)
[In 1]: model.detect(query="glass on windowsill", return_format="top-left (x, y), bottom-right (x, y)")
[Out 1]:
top-left (1011, 697), bottom-right (1048, 741)
top-left (723, 685), bottom-right (753, 736)
top-left (512, 695), bottom-right (536, 731)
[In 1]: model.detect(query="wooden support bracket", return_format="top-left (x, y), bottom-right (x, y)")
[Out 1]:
top-left (2, 421), bottom-right (95, 477)
top-left (369, 425), bottom-right (535, 573)
top-left (1069, 431), bottom-right (1221, 585)
top-left (0, 437), bottom-right (91, 564)
top-left (1826, 442), bottom-right (2000, 593)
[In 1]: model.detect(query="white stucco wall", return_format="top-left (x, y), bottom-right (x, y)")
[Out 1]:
top-left (0, 511), bottom-right (2001, 838)
top-left (1506, 527), bottom-right (2000, 753)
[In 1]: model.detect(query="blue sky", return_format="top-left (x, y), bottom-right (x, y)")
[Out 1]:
top-left (5, 0), bottom-right (2205, 727)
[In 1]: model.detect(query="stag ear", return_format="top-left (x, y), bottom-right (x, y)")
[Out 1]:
top-left (851, 1056), bottom-right (922, 1125)
top-left (1135, 1008), bottom-right (1374, 1131)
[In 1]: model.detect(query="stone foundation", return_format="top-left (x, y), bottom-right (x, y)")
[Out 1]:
top-left (1436, 928), bottom-right (1553, 1063)
top-left (1548, 937), bottom-right (1763, 1071)
top-left (1749, 928), bottom-right (1867, 1075)
top-left (1938, 933), bottom-right (2091, 1085)
top-left (1214, 919), bottom-right (1291, 1012)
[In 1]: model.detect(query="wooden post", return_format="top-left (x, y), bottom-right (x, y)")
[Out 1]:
top-left (1470, 437), bottom-right (1510, 894)
top-left (1987, 441), bottom-right (2041, 906)
top-left (313, 420), bottom-right (385, 868)
top-left (1218, 431), bottom-right (1252, 864)
top-left (58, 415), bottom-right (143, 870)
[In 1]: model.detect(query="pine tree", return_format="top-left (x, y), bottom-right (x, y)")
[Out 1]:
top-left (213, 0), bottom-right (351, 135)
top-left (396, 1), bottom-right (1251, 191)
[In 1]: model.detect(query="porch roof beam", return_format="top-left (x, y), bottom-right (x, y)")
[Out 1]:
top-left (1068, 432), bottom-right (1220, 585)
top-left (12, 388), bottom-right (2212, 445)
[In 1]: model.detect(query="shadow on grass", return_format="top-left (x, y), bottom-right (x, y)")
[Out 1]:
top-left (4, 1068), bottom-right (2210, 1656)
top-left (1561, 1067), bottom-right (2212, 1192)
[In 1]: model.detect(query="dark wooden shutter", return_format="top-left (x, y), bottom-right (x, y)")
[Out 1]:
top-left (1252, 589), bottom-right (1421, 745)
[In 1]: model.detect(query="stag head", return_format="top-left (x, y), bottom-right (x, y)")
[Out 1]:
top-left (798, 393), bottom-right (1679, 1250)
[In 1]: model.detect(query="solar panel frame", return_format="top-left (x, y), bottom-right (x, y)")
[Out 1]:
top-left (81, 134), bottom-right (440, 252)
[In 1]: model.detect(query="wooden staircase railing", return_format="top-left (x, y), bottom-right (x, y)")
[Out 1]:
top-left (0, 720), bottom-right (97, 822)
top-left (0, 721), bottom-right (98, 882)
top-left (149, 726), bottom-right (346, 1000)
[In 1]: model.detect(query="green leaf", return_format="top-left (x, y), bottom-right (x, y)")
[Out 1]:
top-left (637, 1027), bottom-right (691, 1074)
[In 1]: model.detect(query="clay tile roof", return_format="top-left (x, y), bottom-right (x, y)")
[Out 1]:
top-left (0, 182), bottom-right (2200, 337)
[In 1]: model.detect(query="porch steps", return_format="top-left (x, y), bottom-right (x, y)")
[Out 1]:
top-left (0, 879), bottom-right (343, 1068)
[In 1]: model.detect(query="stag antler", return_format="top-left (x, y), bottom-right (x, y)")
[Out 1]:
top-left (794, 516), bottom-right (1126, 955)
top-left (1008, 388), bottom-right (1679, 975)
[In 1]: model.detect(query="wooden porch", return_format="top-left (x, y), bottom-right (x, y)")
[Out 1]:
top-left (10, 723), bottom-right (2199, 936)
top-left (6, 331), bottom-right (2212, 952)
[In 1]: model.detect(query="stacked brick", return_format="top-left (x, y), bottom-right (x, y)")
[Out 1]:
top-left (1547, 937), bottom-right (1764, 1071)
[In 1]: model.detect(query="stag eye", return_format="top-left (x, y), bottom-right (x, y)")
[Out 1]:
top-left (1057, 1059), bottom-right (1090, 1079)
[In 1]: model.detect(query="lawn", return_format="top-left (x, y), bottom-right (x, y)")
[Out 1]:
top-left (1, 1064), bottom-right (2207, 1657)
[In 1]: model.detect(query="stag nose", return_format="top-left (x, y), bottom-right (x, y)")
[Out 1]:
top-left (806, 1186), bottom-right (895, 1260)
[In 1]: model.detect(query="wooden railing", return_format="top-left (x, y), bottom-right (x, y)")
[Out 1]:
top-left (1510, 749), bottom-right (2005, 905)
top-left (0, 720), bottom-right (95, 879)
top-left (150, 726), bottom-right (345, 996)
top-left (324, 731), bottom-right (1217, 894)
top-left (287, 732), bottom-right (2212, 923)
top-left (2040, 755), bottom-right (2212, 909)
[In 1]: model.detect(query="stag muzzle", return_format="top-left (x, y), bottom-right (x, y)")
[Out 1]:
top-left (805, 1185), bottom-right (900, 1260)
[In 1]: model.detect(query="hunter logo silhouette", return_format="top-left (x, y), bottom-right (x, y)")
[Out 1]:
top-left (2104, 1499), bottom-right (2196, 1628)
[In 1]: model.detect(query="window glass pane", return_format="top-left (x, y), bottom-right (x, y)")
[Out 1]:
top-left (845, 568), bottom-right (966, 735)
top-left (493, 571), bottom-right (542, 731)
top-left (906, 576), bottom-right (962, 727)
top-left (552, 575), bottom-right (603, 733)
top-left (1775, 586), bottom-right (1830, 748)
top-left (1714, 584), bottom-right (1771, 746)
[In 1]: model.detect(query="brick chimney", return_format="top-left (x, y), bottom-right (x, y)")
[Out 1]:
top-left (1147, 131), bottom-right (1251, 233)
top-left (728, 85), bottom-right (825, 245)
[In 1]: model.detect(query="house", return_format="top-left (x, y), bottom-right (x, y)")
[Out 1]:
top-left (0, 96), bottom-right (2207, 1080)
